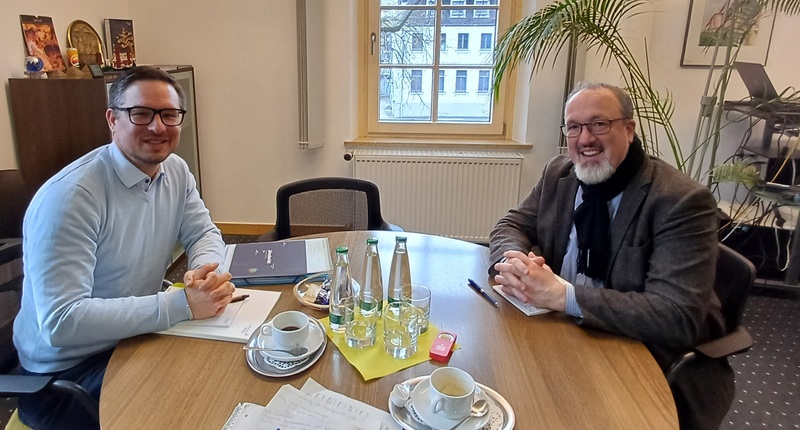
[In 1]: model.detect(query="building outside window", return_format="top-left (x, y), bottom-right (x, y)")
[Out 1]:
top-left (438, 70), bottom-right (445, 93)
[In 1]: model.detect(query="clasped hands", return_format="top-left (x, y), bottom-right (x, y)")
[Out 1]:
top-left (493, 250), bottom-right (567, 312)
top-left (183, 262), bottom-right (235, 320)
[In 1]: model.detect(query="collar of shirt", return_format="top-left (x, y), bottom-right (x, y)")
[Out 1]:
top-left (109, 142), bottom-right (166, 192)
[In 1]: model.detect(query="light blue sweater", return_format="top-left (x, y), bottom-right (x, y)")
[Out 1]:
top-left (14, 143), bottom-right (225, 373)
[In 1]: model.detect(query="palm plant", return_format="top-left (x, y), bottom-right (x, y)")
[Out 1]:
top-left (492, 0), bottom-right (683, 169)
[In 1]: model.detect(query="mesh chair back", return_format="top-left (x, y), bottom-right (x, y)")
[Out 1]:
top-left (260, 177), bottom-right (400, 241)
top-left (715, 243), bottom-right (756, 330)
top-left (287, 188), bottom-right (370, 236)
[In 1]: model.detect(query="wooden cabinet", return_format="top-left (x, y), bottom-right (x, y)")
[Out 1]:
top-left (8, 65), bottom-right (201, 194)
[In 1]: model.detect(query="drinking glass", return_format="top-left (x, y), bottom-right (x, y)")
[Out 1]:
top-left (406, 284), bottom-right (431, 334)
top-left (345, 294), bottom-right (378, 348)
top-left (383, 302), bottom-right (419, 359)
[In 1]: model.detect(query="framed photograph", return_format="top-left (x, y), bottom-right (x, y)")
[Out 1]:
top-left (681, 0), bottom-right (776, 67)
top-left (19, 15), bottom-right (66, 72)
top-left (104, 19), bottom-right (136, 69)
top-left (67, 20), bottom-right (105, 66)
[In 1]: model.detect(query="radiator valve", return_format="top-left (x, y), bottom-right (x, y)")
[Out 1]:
top-left (343, 151), bottom-right (354, 161)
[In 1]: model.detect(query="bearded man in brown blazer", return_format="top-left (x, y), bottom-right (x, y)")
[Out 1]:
top-left (489, 82), bottom-right (734, 430)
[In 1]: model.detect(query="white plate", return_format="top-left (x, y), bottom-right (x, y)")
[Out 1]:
top-left (257, 318), bottom-right (325, 361)
top-left (245, 318), bottom-right (327, 378)
top-left (410, 378), bottom-right (492, 430)
top-left (389, 376), bottom-right (515, 430)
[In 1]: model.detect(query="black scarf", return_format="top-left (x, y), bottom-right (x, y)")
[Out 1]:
top-left (574, 136), bottom-right (645, 280)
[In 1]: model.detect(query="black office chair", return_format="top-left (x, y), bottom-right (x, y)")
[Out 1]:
top-left (666, 243), bottom-right (756, 385)
top-left (259, 177), bottom-right (403, 241)
top-left (0, 170), bottom-right (33, 239)
top-left (0, 240), bottom-right (100, 428)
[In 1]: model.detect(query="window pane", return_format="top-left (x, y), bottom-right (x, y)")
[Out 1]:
top-left (379, 67), bottom-right (432, 122)
top-left (455, 70), bottom-right (467, 93)
top-left (438, 70), bottom-right (491, 123)
top-left (380, 9), bottom-right (436, 66)
top-left (440, 8), bottom-right (495, 66)
top-left (478, 70), bottom-right (490, 93)
top-left (440, 33), bottom-right (446, 51)
top-left (457, 33), bottom-right (469, 50)
top-left (480, 33), bottom-right (492, 50)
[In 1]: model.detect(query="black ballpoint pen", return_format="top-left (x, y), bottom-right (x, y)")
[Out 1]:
top-left (467, 278), bottom-right (500, 308)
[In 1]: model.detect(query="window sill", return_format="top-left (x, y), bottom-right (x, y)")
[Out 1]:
top-left (345, 136), bottom-right (531, 151)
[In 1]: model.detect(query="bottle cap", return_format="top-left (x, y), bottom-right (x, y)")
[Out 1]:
top-left (367, 237), bottom-right (378, 244)
top-left (396, 236), bottom-right (407, 242)
top-left (336, 246), bottom-right (349, 253)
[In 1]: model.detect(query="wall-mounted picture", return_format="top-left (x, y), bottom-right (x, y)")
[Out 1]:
top-left (681, 0), bottom-right (776, 67)
top-left (104, 18), bottom-right (136, 69)
top-left (20, 15), bottom-right (66, 72)
top-left (67, 20), bottom-right (105, 67)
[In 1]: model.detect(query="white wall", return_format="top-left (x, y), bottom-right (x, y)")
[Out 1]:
top-left (2, 0), bottom-right (799, 225)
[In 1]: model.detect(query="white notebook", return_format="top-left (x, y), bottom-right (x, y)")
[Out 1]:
top-left (157, 287), bottom-right (280, 343)
top-left (492, 285), bottom-right (551, 317)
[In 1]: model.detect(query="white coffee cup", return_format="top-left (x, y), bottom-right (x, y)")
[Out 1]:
top-left (429, 367), bottom-right (476, 419)
top-left (261, 311), bottom-right (309, 348)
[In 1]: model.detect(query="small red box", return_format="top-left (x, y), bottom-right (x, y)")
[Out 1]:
top-left (429, 332), bottom-right (457, 362)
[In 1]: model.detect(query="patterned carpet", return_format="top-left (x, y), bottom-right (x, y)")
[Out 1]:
top-left (722, 287), bottom-right (800, 429)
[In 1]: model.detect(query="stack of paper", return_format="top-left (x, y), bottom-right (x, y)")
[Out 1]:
top-left (222, 378), bottom-right (400, 430)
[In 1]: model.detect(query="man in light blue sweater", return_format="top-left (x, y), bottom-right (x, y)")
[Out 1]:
top-left (13, 66), bottom-right (235, 430)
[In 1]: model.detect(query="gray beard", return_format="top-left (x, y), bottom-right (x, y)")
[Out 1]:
top-left (575, 160), bottom-right (616, 185)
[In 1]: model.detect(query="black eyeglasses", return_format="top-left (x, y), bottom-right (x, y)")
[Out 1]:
top-left (560, 118), bottom-right (628, 137)
top-left (113, 106), bottom-right (186, 126)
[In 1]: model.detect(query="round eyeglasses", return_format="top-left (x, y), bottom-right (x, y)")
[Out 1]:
top-left (560, 118), bottom-right (628, 137)
top-left (113, 106), bottom-right (186, 126)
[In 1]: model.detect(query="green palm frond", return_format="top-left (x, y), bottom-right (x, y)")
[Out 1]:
top-left (492, 0), bottom-right (682, 167)
top-left (711, 161), bottom-right (762, 189)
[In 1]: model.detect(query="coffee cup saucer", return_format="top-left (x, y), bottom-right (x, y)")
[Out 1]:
top-left (409, 377), bottom-right (492, 430)
top-left (256, 320), bottom-right (324, 361)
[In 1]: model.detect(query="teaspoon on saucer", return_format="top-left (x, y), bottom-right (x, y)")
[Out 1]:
top-left (242, 346), bottom-right (309, 356)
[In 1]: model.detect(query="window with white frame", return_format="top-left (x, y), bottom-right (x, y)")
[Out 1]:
top-left (474, 0), bottom-right (491, 18)
top-left (480, 33), bottom-right (492, 50)
top-left (455, 70), bottom-right (467, 93)
top-left (411, 32), bottom-right (424, 51)
top-left (410, 69), bottom-right (423, 93)
top-left (365, 0), bottom-right (510, 136)
top-left (450, 0), bottom-right (466, 18)
top-left (478, 70), bottom-right (490, 93)
top-left (457, 33), bottom-right (469, 50)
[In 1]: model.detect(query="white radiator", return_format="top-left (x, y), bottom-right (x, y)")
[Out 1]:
top-left (352, 149), bottom-right (522, 243)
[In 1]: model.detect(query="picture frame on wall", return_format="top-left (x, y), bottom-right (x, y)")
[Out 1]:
top-left (681, 0), bottom-right (776, 67)
top-left (104, 18), bottom-right (136, 69)
top-left (20, 15), bottom-right (66, 72)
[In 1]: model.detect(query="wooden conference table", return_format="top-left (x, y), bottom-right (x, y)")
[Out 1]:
top-left (100, 230), bottom-right (678, 429)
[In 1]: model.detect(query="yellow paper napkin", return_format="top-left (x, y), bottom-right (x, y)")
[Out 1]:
top-left (320, 316), bottom-right (443, 381)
